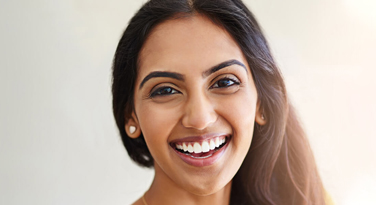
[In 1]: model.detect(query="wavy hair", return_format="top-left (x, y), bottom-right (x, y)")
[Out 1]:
top-left (112, 0), bottom-right (325, 204)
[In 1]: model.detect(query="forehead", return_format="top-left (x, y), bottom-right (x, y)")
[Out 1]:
top-left (138, 14), bottom-right (246, 77)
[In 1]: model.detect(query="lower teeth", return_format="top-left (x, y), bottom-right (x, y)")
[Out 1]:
top-left (186, 153), bottom-right (213, 159)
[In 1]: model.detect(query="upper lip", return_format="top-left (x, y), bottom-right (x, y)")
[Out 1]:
top-left (169, 133), bottom-right (230, 144)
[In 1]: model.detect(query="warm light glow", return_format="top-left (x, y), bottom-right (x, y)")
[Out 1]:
top-left (344, 0), bottom-right (376, 25)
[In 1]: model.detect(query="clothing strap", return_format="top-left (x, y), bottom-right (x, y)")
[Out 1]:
top-left (142, 193), bottom-right (148, 205)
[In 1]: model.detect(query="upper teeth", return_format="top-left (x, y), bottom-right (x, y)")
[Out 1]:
top-left (175, 137), bottom-right (227, 154)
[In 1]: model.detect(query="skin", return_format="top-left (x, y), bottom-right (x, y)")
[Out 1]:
top-left (127, 14), bottom-right (265, 205)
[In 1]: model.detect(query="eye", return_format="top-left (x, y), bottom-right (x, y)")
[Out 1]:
top-left (211, 77), bottom-right (240, 89)
top-left (150, 86), bottom-right (180, 98)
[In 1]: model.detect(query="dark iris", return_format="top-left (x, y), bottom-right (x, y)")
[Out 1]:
top-left (150, 87), bottom-right (177, 97)
top-left (210, 78), bottom-right (239, 89)
top-left (159, 87), bottom-right (172, 95)
top-left (217, 79), bottom-right (234, 87)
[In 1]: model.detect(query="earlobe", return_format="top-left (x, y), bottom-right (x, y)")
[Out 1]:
top-left (255, 101), bottom-right (267, 126)
top-left (125, 112), bottom-right (141, 138)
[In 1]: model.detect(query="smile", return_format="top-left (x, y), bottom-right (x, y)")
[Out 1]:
top-left (170, 135), bottom-right (231, 167)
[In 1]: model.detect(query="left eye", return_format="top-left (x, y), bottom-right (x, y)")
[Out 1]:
top-left (211, 78), bottom-right (239, 88)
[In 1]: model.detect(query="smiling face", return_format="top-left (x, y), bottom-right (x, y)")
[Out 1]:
top-left (129, 14), bottom-right (264, 195)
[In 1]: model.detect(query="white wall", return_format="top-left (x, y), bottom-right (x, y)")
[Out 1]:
top-left (1, 0), bottom-right (375, 204)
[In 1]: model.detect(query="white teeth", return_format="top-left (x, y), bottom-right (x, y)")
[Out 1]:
top-left (187, 144), bottom-right (194, 153)
top-left (193, 142), bottom-right (202, 153)
top-left (175, 137), bottom-right (228, 153)
top-left (202, 141), bottom-right (210, 153)
top-left (215, 137), bottom-right (220, 147)
top-left (209, 139), bottom-right (216, 150)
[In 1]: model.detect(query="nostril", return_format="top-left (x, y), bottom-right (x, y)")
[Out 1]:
top-left (181, 108), bottom-right (217, 130)
top-left (181, 94), bottom-right (218, 129)
top-left (181, 114), bottom-right (217, 130)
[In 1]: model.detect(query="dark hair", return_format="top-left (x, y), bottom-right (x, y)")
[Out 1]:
top-left (112, 0), bottom-right (325, 204)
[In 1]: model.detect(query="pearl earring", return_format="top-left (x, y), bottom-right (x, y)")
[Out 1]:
top-left (129, 126), bottom-right (136, 134)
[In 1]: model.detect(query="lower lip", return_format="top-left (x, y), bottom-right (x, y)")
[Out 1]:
top-left (171, 138), bottom-right (230, 167)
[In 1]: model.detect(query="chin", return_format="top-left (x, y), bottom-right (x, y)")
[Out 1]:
top-left (183, 180), bottom-right (230, 196)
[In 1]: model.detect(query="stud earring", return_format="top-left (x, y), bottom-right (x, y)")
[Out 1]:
top-left (261, 114), bottom-right (265, 120)
top-left (129, 126), bottom-right (136, 134)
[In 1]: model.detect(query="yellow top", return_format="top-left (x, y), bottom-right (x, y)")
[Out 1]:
top-left (325, 191), bottom-right (335, 205)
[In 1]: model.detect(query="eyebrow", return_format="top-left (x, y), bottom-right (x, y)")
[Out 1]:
top-left (139, 71), bottom-right (184, 89)
top-left (202, 59), bottom-right (247, 77)
top-left (139, 59), bottom-right (247, 89)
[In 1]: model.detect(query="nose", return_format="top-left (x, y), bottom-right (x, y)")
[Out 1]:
top-left (181, 92), bottom-right (217, 130)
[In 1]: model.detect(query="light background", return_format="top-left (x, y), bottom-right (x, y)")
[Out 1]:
top-left (1, 0), bottom-right (375, 204)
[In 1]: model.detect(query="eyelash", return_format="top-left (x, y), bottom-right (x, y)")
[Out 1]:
top-left (149, 86), bottom-right (180, 98)
top-left (210, 77), bottom-right (240, 89)
top-left (149, 77), bottom-right (240, 98)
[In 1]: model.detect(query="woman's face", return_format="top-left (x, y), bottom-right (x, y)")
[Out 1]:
top-left (132, 15), bottom-right (261, 195)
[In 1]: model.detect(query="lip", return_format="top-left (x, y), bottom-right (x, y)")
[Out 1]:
top-left (170, 135), bottom-right (231, 167)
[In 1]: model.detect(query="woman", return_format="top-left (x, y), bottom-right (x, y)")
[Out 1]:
top-left (112, 0), bottom-right (326, 204)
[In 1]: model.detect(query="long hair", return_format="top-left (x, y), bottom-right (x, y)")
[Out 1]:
top-left (112, 0), bottom-right (325, 204)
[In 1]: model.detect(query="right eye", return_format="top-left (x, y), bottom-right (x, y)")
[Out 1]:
top-left (150, 86), bottom-right (180, 98)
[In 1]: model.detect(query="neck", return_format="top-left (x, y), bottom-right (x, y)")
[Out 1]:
top-left (144, 164), bottom-right (232, 205)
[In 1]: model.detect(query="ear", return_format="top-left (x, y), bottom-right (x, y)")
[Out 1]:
top-left (255, 101), bottom-right (267, 126)
top-left (125, 112), bottom-right (141, 138)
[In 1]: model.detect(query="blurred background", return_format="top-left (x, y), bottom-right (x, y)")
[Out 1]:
top-left (1, 0), bottom-right (375, 204)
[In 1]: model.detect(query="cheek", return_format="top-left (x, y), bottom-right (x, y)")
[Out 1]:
top-left (216, 88), bottom-right (257, 151)
top-left (218, 89), bottom-right (257, 129)
top-left (136, 102), bottom-right (180, 150)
